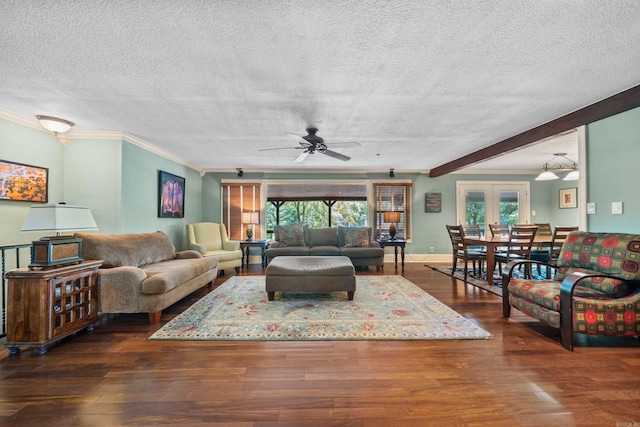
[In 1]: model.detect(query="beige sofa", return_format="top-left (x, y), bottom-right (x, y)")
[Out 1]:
top-left (186, 222), bottom-right (242, 274)
top-left (76, 231), bottom-right (218, 323)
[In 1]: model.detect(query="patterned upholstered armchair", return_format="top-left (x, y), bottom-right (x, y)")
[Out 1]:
top-left (502, 231), bottom-right (640, 351)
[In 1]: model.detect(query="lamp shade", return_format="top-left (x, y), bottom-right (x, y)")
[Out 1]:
top-left (21, 204), bottom-right (98, 233)
top-left (383, 211), bottom-right (401, 223)
top-left (241, 212), bottom-right (259, 224)
top-left (563, 170), bottom-right (579, 181)
top-left (535, 170), bottom-right (559, 181)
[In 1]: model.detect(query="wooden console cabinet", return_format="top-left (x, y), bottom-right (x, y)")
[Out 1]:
top-left (4, 260), bottom-right (102, 355)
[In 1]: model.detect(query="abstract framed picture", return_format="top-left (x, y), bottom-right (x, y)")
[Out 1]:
top-left (158, 170), bottom-right (185, 218)
top-left (559, 187), bottom-right (577, 209)
top-left (0, 159), bottom-right (49, 202)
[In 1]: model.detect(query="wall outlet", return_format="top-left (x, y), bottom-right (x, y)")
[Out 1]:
top-left (429, 247), bottom-right (435, 253)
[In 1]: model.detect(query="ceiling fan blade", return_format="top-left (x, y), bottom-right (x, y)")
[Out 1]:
top-left (258, 146), bottom-right (300, 151)
top-left (322, 149), bottom-right (350, 161)
top-left (294, 151), bottom-right (310, 162)
top-left (285, 133), bottom-right (310, 146)
top-left (324, 142), bottom-right (361, 148)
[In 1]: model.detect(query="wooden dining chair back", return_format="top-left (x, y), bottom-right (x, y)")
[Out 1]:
top-left (462, 224), bottom-right (484, 250)
top-left (462, 224), bottom-right (482, 237)
top-left (549, 226), bottom-right (579, 263)
top-left (495, 226), bottom-right (538, 277)
top-left (446, 225), bottom-right (486, 283)
top-left (489, 223), bottom-right (510, 237)
top-left (533, 223), bottom-right (552, 236)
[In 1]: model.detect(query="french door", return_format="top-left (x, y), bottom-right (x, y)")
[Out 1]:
top-left (456, 181), bottom-right (530, 235)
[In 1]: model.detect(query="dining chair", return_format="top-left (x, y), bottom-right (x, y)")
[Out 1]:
top-left (489, 223), bottom-right (510, 237)
top-left (530, 222), bottom-right (553, 275)
top-left (446, 225), bottom-right (486, 283)
top-left (530, 225), bottom-right (579, 278)
top-left (495, 225), bottom-right (538, 277)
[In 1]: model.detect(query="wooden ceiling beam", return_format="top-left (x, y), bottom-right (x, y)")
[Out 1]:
top-left (428, 84), bottom-right (640, 177)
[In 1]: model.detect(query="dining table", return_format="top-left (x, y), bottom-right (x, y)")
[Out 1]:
top-left (462, 234), bottom-right (554, 286)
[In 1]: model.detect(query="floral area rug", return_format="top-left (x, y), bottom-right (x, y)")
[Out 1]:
top-left (150, 275), bottom-right (492, 341)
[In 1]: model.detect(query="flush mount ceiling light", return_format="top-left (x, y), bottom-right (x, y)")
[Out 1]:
top-left (36, 115), bottom-right (75, 134)
top-left (535, 152), bottom-right (579, 181)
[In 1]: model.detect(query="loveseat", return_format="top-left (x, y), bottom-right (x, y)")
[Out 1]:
top-left (75, 231), bottom-right (218, 323)
top-left (502, 231), bottom-right (640, 350)
top-left (265, 224), bottom-right (385, 270)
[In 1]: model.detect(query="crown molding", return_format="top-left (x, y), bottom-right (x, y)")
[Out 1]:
top-left (0, 110), bottom-right (203, 173)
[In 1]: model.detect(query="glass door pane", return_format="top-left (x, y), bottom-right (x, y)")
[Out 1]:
top-left (465, 191), bottom-right (487, 236)
top-left (457, 181), bottom-right (530, 231)
top-left (499, 190), bottom-right (520, 226)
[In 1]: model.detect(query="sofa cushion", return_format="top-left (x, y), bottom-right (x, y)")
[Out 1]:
top-left (277, 224), bottom-right (305, 247)
top-left (141, 257), bottom-right (217, 294)
top-left (341, 227), bottom-right (370, 247)
top-left (76, 231), bottom-right (176, 268)
top-left (554, 266), bottom-right (634, 298)
top-left (309, 246), bottom-right (341, 256)
top-left (205, 249), bottom-right (243, 263)
top-left (308, 227), bottom-right (338, 247)
top-left (340, 245), bottom-right (384, 260)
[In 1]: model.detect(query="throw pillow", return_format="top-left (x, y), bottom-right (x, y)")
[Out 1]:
top-left (278, 223), bottom-right (305, 247)
top-left (343, 227), bottom-right (370, 248)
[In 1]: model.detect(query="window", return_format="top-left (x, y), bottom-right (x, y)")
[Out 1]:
top-left (265, 183), bottom-right (367, 236)
top-left (222, 183), bottom-right (262, 240)
top-left (373, 183), bottom-right (412, 240)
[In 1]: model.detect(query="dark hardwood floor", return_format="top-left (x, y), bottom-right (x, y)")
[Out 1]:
top-left (1, 262), bottom-right (639, 426)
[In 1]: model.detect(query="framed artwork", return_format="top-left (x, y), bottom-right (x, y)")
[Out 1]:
top-left (158, 170), bottom-right (185, 218)
top-left (559, 187), bottom-right (577, 209)
top-left (425, 192), bottom-right (441, 213)
top-left (0, 159), bottom-right (49, 202)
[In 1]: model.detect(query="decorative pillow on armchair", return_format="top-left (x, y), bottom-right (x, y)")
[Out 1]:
top-left (277, 223), bottom-right (305, 247)
top-left (342, 227), bottom-right (370, 248)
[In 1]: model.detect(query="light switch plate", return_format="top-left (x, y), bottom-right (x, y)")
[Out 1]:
top-left (612, 201), bottom-right (623, 215)
top-left (587, 202), bottom-right (596, 214)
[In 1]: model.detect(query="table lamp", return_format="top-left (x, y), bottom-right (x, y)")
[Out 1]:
top-left (21, 203), bottom-right (98, 269)
top-left (383, 211), bottom-right (401, 240)
top-left (241, 212), bottom-right (259, 241)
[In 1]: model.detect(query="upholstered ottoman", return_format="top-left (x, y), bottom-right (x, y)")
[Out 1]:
top-left (265, 256), bottom-right (356, 301)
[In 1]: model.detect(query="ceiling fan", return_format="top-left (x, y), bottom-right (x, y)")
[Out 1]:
top-left (258, 127), bottom-right (361, 162)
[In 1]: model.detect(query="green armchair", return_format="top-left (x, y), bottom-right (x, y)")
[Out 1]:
top-left (186, 222), bottom-right (242, 274)
top-left (503, 231), bottom-right (640, 351)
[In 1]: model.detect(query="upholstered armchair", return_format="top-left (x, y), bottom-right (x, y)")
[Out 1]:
top-left (502, 231), bottom-right (640, 351)
top-left (186, 222), bottom-right (242, 274)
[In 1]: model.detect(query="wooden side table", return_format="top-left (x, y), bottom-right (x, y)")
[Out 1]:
top-left (4, 260), bottom-right (102, 355)
top-left (239, 240), bottom-right (268, 268)
top-left (376, 239), bottom-right (406, 267)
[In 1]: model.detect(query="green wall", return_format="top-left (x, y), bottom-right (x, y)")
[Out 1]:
top-left (0, 119), bottom-right (65, 244)
top-left (64, 138), bottom-right (123, 234)
top-left (121, 142), bottom-right (203, 249)
top-left (586, 107), bottom-right (640, 233)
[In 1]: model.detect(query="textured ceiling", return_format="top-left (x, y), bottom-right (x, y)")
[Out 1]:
top-left (1, 1), bottom-right (639, 173)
